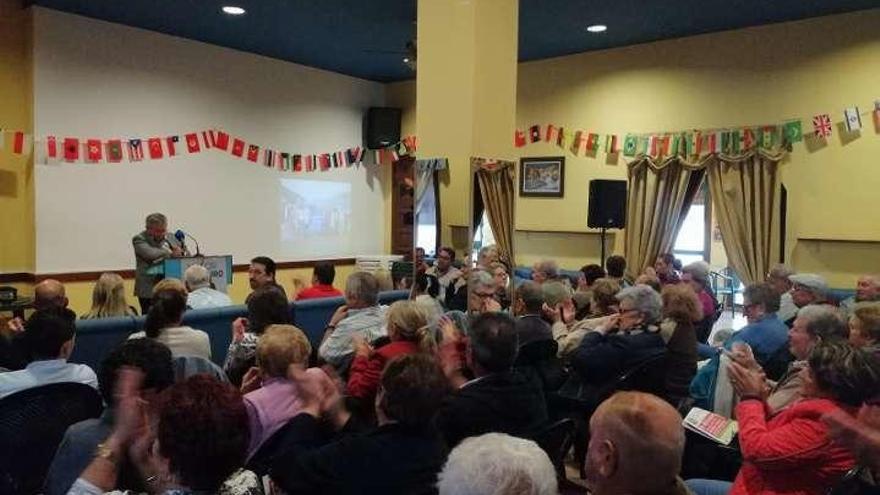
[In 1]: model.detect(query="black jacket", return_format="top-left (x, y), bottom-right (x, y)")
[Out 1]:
top-left (570, 328), bottom-right (666, 386)
top-left (269, 415), bottom-right (446, 495)
top-left (434, 371), bottom-right (548, 449)
top-left (515, 315), bottom-right (553, 347)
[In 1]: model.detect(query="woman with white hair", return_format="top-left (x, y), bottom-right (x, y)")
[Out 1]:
top-left (569, 285), bottom-right (666, 389)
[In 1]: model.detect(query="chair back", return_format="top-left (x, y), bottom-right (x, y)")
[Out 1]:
top-left (173, 355), bottom-right (230, 383)
top-left (613, 352), bottom-right (668, 396)
top-left (0, 382), bottom-right (103, 494)
top-left (531, 418), bottom-right (576, 478)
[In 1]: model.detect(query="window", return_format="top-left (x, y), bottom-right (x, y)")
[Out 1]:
top-left (672, 183), bottom-right (709, 264)
top-left (415, 172), bottom-right (439, 256)
top-left (472, 210), bottom-right (496, 257)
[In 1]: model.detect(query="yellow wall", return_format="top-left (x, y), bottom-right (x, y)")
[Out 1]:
top-left (0, 0), bottom-right (34, 277)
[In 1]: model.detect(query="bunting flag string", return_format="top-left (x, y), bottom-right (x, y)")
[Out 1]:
top-left (0, 127), bottom-right (417, 173)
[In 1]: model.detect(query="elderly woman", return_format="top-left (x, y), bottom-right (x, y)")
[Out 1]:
top-left (128, 279), bottom-right (211, 360)
top-left (681, 261), bottom-right (718, 343)
top-left (68, 373), bottom-right (260, 495)
top-left (569, 284), bottom-right (666, 388)
top-left (488, 261), bottom-right (512, 310)
top-left (224, 285), bottom-right (291, 385)
top-left (239, 324), bottom-right (314, 459)
top-left (688, 342), bottom-right (880, 495)
top-left (82, 272), bottom-right (138, 319)
top-left (848, 302), bottom-right (880, 353)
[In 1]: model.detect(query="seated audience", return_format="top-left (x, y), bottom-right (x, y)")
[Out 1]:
top-left (268, 354), bottom-right (449, 494)
top-left (840, 274), bottom-right (880, 317)
top-left (681, 261), bottom-right (719, 343)
top-left (476, 244), bottom-right (499, 269)
top-left (660, 284), bottom-right (701, 402)
top-left (3, 279), bottom-right (71, 370)
top-left (464, 269), bottom-right (502, 315)
top-left (531, 259), bottom-right (559, 285)
top-left (414, 246), bottom-right (429, 273)
top-left (848, 301), bottom-right (880, 354)
top-left (246, 255), bottom-right (286, 302)
top-left (542, 280), bottom-right (572, 313)
top-left (585, 391), bottom-right (689, 495)
top-left (589, 278), bottom-right (621, 317)
top-left (488, 261), bottom-right (511, 310)
top-left (785, 273), bottom-right (832, 327)
top-left (577, 263), bottom-right (606, 292)
top-left (183, 264), bottom-right (232, 309)
top-left (435, 312), bottom-right (548, 448)
top-left (513, 281), bottom-right (553, 347)
top-left (636, 272), bottom-right (662, 292)
top-left (240, 324), bottom-right (313, 459)
top-left (547, 278), bottom-right (620, 359)
top-left (128, 279), bottom-right (211, 360)
top-left (654, 253), bottom-right (681, 286)
top-left (0, 308), bottom-right (96, 399)
top-left (767, 264), bottom-right (798, 323)
top-left (568, 285), bottom-right (666, 392)
top-left (68, 373), bottom-right (257, 495)
top-left (824, 402), bottom-right (880, 475)
top-left (437, 433), bottom-right (558, 495)
top-left (294, 261), bottom-right (343, 301)
top-left (412, 272), bottom-right (444, 322)
top-left (348, 300), bottom-right (434, 400)
top-left (44, 338), bottom-right (174, 495)
top-left (81, 272), bottom-right (138, 319)
top-left (688, 342), bottom-right (880, 495)
top-left (5, 278), bottom-right (69, 333)
top-left (605, 254), bottom-right (631, 288)
top-left (319, 271), bottom-right (387, 372)
top-left (224, 285), bottom-right (291, 385)
top-left (428, 246), bottom-right (461, 306)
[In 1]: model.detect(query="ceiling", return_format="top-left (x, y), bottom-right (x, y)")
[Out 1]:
top-left (31, 0), bottom-right (880, 82)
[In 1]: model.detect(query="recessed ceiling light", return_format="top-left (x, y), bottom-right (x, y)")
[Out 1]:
top-left (587, 24), bottom-right (607, 33)
top-left (222, 6), bottom-right (246, 15)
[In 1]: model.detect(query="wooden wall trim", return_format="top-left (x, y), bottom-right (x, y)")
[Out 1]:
top-left (2, 258), bottom-right (358, 284)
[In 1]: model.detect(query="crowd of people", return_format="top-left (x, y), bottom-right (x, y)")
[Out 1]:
top-left (2, 236), bottom-right (880, 494)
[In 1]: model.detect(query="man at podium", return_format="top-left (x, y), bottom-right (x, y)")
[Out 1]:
top-left (132, 212), bottom-right (188, 313)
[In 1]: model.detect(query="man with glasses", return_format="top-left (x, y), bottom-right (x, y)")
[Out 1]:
top-left (468, 270), bottom-right (502, 315)
top-left (785, 273), bottom-right (831, 327)
top-left (428, 246), bottom-right (461, 306)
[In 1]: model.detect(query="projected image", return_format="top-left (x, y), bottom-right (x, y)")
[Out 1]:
top-left (280, 179), bottom-right (351, 242)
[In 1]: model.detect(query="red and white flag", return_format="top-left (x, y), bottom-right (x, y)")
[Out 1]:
top-left (86, 139), bottom-right (103, 162)
top-left (813, 114), bottom-right (832, 138)
top-left (215, 131), bottom-right (230, 151)
top-left (46, 136), bottom-right (58, 160)
top-left (185, 133), bottom-right (201, 153)
top-left (63, 138), bottom-right (80, 162)
top-left (231, 138), bottom-right (245, 157)
top-left (12, 131), bottom-right (29, 155)
top-left (148, 138), bottom-right (163, 159)
top-left (166, 136), bottom-right (179, 157)
top-left (247, 144), bottom-right (259, 162)
top-left (128, 139), bottom-right (144, 162)
top-left (201, 131), bottom-right (213, 149)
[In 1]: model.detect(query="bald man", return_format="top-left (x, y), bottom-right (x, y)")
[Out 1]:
top-left (585, 391), bottom-right (689, 495)
top-left (2, 279), bottom-right (69, 370)
top-left (841, 274), bottom-right (880, 318)
top-left (34, 279), bottom-right (69, 311)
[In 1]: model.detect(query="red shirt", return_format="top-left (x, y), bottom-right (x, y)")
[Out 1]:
top-left (296, 284), bottom-right (343, 301)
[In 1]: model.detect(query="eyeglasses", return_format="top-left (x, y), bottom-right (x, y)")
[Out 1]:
top-left (473, 291), bottom-right (496, 299)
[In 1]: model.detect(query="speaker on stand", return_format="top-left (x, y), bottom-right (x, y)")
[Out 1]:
top-left (587, 180), bottom-right (627, 263)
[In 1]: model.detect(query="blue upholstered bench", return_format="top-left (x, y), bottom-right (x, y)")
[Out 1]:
top-left (70, 290), bottom-right (410, 372)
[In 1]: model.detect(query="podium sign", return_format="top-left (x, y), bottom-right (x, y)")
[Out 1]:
top-left (162, 255), bottom-right (234, 293)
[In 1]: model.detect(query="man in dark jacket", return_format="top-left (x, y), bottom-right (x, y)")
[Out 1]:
top-left (435, 312), bottom-right (549, 449)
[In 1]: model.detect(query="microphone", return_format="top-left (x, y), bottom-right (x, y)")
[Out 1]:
top-left (175, 229), bottom-right (201, 256)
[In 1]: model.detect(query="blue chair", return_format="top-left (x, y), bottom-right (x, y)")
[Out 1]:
top-left (180, 305), bottom-right (247, 365)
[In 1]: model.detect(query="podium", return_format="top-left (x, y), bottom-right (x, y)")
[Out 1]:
top-left (160, 255), bottom-right (234, 293)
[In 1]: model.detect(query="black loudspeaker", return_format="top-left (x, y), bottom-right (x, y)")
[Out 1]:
top-left (588, 180), bottom-right (627, 229)
top-left (364, 107), bottom-right (401, 149)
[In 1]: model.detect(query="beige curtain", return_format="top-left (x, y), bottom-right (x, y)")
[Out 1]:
top-left (706, 151), bottom-right (782, 285)
top-left (624, 157), bottom-right (706, 276)
top-left (624, 149), bottom-right (783, 284)
top-left (472, 158), bottom-right (515, 266)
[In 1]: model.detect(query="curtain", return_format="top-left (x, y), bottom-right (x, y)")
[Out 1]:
top-left (414, 158), bottom-right (447, 217)
top-left (706, 152), bottom-right (781, 285)
top-left (472, 158), bottom-right (515, 266)
top-left (624, 157), bottom-right (706, 276)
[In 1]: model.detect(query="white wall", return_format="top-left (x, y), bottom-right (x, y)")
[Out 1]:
top-left (33, 8), bottom-right (387, 273)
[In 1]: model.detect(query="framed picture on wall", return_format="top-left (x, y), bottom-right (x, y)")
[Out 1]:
top-left (519, 156), bottom-right (565, 197)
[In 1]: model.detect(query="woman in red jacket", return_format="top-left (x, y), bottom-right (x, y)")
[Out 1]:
top-left (347, 300), bottom-right (435, 400)
top-left (688, 341), bottom-right (880, 495)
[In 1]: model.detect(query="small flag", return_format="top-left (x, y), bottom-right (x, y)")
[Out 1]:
top-left (263, 149), bottom-right (274, 167)
top-left (128, 139), bottom-right (144, 162)
top-left (12, 131), bottom-right (26, 154)
top-left (669, 134), bottom-right (681, 156)
top-left (166, 136), bottom-right (179, 157)
top-left (304, 155), bottom-right (313, 171)
top-left (544, 124), bottom-right (557, 143)
top-left (585, 133), bottom-right (600, 152)
top-left (556, 127), bottom-right (568, 149)
top-left (604, 135), bottom-right (619, 154)
top-left (658, 135), bottom-right (671, 157)
top-left (247, 144), bottom-right (259, 162)
top-left (514, 130), bottom-right (526, 148)
top-left (636, 136), bottom-right (649, 155)
top-left (353, 146), bottom-right (364, 164)
top-left (647, 135), bottom-right (657, 157)
top-left (47, 136), bottom-right (57, 159)
top-left (813, 114), bottom-right (832, 138)
top-left (185, 133), bottom-right (201, 153)
top-left (319, 153), bottom-right (331, 170)
top-left (874, 101), bottom-right (880, 130)
top-left (844, 107), bottom-right (862, 132)
top-left (569, 131), bottom-right (584, 156)
top-left (622, 135), bottom-right (637, 157)
top-left (231, 138), bottom-right (245, 157)
top-left (782, 121), bottom-right (803, 144)
top-left (704, 132), bottom-right (719, 154)
top-left (280, 152), bottom-right (290, 171)
top-left (760, 126), bottom-right (776, 149)
top-left (106, 140), bottom-right (123, 163)
top-left (336, 151), bottom-right (346, 167)
top-left (215, 131), bottom-right (230, 151)
top-left (529, 125), bottom-right (541, 143)
top-left (293, 154), bottom-right (303, 172)
top-left (86, 139), bottom-right (103, 162)
top-left (201, 131), bottom-right (213, 149)
top-left (64, 138), bottom-right (80, 162)
top-left (148, 138), bottom-right (163, 159)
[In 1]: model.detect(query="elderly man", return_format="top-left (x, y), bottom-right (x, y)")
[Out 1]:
top-left (3, 279), bottom-right (70, 370)
top-left (513, 281), bottom-right (552, 346)
top-left (436, 312), bottom-right (548, 448)
top-left (318, 272), bottom-right (386, 372)
top-left (467, 269), bottom-right (502, 315)
top-left (785, 273), bottom-right (831, 327)
top-left (766, 264), bottom-right (797, 323)
top-left (476, 245), bottom-right (499, 269)
top-left (132, 213), bottom-right (187, 314)
top-left (840, 274), bottom-right (880, 317)
top-left (586, 392), bottom-right (689, 495)
top-left (184, 264), bottom-right (232, 309)
top-left (531, 259), bottom-right (559, 285)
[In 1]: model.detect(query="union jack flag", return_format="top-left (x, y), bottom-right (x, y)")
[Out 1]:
top-left (812, 114), bottom-right (832, 138)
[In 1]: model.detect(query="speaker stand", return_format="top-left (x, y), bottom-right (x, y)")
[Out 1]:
top-left (600, 227), bottom-right (607, 264)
